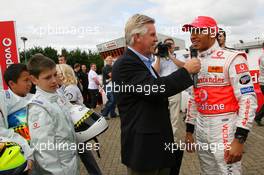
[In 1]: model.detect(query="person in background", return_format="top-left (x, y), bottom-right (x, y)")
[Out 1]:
top-left (56, 64), bottom-right (84, 105)
top-left (152, 38), bottom-right (185, 175)
top-left (101, 56), bottom-right (117, 119)
top-left (88, 63), bottom-right (100, 109)
top-left (255, 42), bottom-right (264, 126)
top-left (80, 64), bottom-right (89, 107)
top-left (73, 63), bottom-right (83, 92)
top-left (56, 64), bottom-right (103, 175)
top-left (58, 55), bottom-right (67, 64)
top-left (217, 28), bottom-right (235, 50)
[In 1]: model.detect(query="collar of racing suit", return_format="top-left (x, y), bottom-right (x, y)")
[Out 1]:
top-left (198, 41), bottom-right (220, 58)
top-left (35, 86), bottom-right (59, 103)
top-left (6, 89), bottom-right (33, 115)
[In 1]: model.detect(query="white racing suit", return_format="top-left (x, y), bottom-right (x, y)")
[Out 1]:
top-left (0, 89), bottom-right (33, 160)
top-left (61, 84), bottom-right (84, 105)
top-left (186, 42), bottom-right (257, 175)
top-left (28, 87), bottom-right (79, 175)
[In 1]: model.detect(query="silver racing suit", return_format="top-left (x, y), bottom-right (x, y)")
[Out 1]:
top-left (28, 87), bottom-right (79, 175)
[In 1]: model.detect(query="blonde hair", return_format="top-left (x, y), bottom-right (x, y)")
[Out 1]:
top-left (125, 14), bottom-right (155, 46)
top-left (56, 64), bottom-right (77, 86)
top-left (105, 56), bottom-right (112, 61)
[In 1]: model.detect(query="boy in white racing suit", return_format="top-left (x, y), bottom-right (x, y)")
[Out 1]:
top-left (27, 54), bottom-right (80, 175)
top-left (1, 63), bottom-right (34, 171)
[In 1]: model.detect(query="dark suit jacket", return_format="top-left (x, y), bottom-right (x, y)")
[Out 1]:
top-left (112, 48), bottom-right (193, 171)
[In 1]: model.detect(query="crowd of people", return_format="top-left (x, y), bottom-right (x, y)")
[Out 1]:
top-left (0, 13), bottom-right (264, 175)
top-left (0, 53), bottom-right (115, 174)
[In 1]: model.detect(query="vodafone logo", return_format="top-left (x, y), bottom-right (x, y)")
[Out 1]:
top-left (211, 51), bottom-right (225, 59)
top-left (235, 63), bottom-right (249, 74)
top-left (199, 89), bottom-right (208, 102)
top-left (33, 122), bottom-right (40, 129)
top-left (239, 64), bottom-right (246, 70)
top-left (216, 51), bottom-right (224, 57)
top-left (222, 124), bottom-right (229, 148)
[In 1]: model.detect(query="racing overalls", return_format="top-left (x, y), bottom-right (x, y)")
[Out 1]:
top-left (28, 87), bottom-right (79, 175)
top-left (185, 42), bottom-right (257, 175)
top-left (0, 89), bottom-right (33, 160)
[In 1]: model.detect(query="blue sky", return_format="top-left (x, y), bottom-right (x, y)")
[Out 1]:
top-left (1, 0), bottom-right (264, 52)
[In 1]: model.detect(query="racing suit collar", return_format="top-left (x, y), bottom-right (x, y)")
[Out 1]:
top-left (35, 86), bottom-right (59, 102)
top-left (198, 41), bottom-right (220, 58)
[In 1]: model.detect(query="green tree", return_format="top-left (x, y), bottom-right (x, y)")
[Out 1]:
top-left (19, 46), bottom-right (58, 64)
top-left (19, 46), bottom-right (104, 74)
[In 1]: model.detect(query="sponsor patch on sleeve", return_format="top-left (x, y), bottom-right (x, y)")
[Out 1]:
top-left (235, 63), bottom-right (249, 74)
top-left (240, 86), bottom-right (254, 94)
top-left (239, 75), bottom-right (251, 85)
top-left (65, 93), bottom-right (73, 100)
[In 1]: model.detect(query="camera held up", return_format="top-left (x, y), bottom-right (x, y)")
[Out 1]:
top-left (155, 42), bottom-right (172, 58)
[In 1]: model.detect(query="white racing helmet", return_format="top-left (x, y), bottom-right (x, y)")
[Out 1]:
top-left (69, 105), bottom-right (108, 143)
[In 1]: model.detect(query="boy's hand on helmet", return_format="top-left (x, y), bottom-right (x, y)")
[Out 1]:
top-left (0, 142), bottom-right (5, 151)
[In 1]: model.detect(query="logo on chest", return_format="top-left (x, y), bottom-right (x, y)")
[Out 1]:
top-left (208, 66), bottom-right (223, 73)
top-left (211, 51), bottom-right (225, 59)
top-left (198, 76), bottom-right (225, 84)
top-left (199, 89), bottom-right (208, 102)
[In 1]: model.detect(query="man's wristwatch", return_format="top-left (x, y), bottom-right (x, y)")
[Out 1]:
top-left (235, 134), bottom-right (246, 144)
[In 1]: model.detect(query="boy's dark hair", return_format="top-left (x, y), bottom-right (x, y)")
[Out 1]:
top-left (58, 55), bottom-right (67, 61)
top-left (27, 53), bottom-right (56, 78)
top-left (4, 63), bottom-right (28, 87)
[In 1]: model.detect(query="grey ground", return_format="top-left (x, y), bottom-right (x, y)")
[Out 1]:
top-left (80, 112), bottom-right (264, 175)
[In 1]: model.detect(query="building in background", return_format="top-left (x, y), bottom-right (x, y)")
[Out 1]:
top-left (234, 40), bottom-right (264, 71)
top-left (96, 33), bottom-right (185, 60)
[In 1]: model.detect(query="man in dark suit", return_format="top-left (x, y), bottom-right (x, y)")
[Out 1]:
top-left (112, 14), bottom-right (201, 175)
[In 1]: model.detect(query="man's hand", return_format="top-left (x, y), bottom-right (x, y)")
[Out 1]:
top-left (185, 132), bottom-right (195, 153)
top-left (168, 52), bottom-right (175, 60)
top-left (224, 138), bottom-right (244, 164)
top-left (183, 58), bottom-right (201, 74)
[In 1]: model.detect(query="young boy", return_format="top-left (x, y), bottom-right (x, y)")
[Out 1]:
top-left (3, 64), bottom-right (33, 141)
top-left (1, 63), bottom-right (34, 172)
top-left (27, 54), bottom-right (79, 175)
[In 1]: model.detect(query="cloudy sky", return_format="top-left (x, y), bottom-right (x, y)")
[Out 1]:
top-left (1, 0), bottom-right (264, 53)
